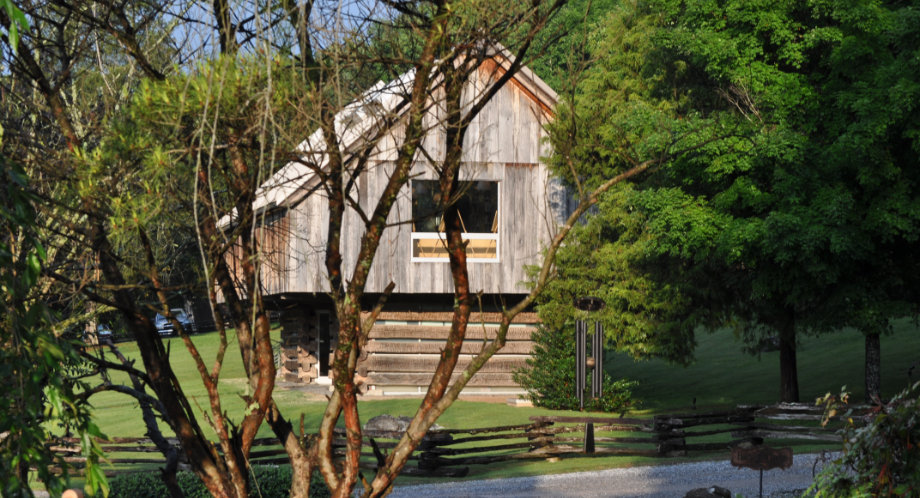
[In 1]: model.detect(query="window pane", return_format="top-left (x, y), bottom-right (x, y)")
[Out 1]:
top-left (411, 236), bottom-right (497, 260)
top-left (456, 182), bottom-right (498, 233)
top-left (412, 237), bottom-right (448, 258)
top-left (411, 180), bottom-right (498, 234)
top-left (465, 237), bottom-right (497, 258)
top-left (411, 180), bottom-right (442, 232)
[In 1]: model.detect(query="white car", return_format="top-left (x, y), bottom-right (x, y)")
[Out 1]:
top-left (154, 308), bottom-right (196, 336)
top-left (96, 324), bottom-right (113, 339)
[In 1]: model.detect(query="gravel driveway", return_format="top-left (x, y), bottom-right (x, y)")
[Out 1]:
top-left (389, 453), bottom-right (831, 497)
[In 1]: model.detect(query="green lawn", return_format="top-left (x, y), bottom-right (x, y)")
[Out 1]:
top-left (607, 320), bottom-right (920, 411)
top-left (79, 319), bottom-right (920, 485)
top-left (87, 331), bottom-right (591, 439)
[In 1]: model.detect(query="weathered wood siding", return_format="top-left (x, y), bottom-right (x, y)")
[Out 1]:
top-left (275, 65), bottom-right (561, 295)
top-left (359, 311), bottom-right (539, 394)
top-left (224, 210), bottom-right (293, 296)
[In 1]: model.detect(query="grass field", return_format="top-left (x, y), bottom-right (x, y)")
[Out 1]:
top-left (79, 319), bottom-right (920, 484)
top-left (607, 320), bottom-right (920, 411)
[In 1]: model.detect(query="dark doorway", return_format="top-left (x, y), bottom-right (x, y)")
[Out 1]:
top-left (317, 312), bottom-right (331, 377)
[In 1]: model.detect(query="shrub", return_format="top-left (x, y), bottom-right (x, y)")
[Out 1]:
top-left (250, 465), bottom-right (330, 498)
top-left (514, 324), bottom-right (638, 413)
top-left (810, 381), bottom-right (920, 497)
top-left (108, 471), bottom-right (200, 498)
top-left (108, 466), bottom-right (330, 498)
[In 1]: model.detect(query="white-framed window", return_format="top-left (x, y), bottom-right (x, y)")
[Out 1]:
top-left (410, 180), bottom-right (499, 262)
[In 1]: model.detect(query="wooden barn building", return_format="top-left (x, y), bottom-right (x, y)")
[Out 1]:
top-left (236, 52), bottom-right (568, 396)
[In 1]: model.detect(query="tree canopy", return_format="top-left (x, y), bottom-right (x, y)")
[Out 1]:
top-left (542, 0), bottom-right (920, 402)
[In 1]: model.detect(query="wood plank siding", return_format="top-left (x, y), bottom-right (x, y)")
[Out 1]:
top-left (359, 311), bottom-right (537, 395)
top-left (229, 57), bottom-right (561, 393)
top-left (224, 209), bottom-right (292, 296)
top-left (243, 63), bottom-right (562, 296)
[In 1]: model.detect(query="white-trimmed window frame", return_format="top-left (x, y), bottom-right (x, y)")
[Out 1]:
top-left (410, 181), bottom-right (501, 263)
top-left (410, 231), bottom-right (500, 263)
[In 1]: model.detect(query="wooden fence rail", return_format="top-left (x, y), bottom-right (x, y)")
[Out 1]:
top-left (52, 403), bottom-right (865, 478)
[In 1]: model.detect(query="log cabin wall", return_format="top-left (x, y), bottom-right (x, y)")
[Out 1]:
top-left (277, 301), bottom-right (339, 385)
top-left (257, 209), bottom-right (291, 296)
top-left (223, 208), bottom-right (293, 297)
top-left (278, 307), bottom-right (317, 383)
top-left (358, 310), bottom-right (539, 396)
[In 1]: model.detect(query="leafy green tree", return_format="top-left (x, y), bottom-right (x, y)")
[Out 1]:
top-left (804, 2), bottom-right (920, 401)
top-left (536, 185), bottom-right (726, 365)
top-left (539, 1), bottom-right (750, 376)
top-left (514, 324), bottom-right (638, 412)
top-left (544, 0), bottom-right (920, 402)
top-left (527, 0), bottom-right (620, 92)
top-left (1, 4), bottom-right (108, 494)
top-left (0, 151), bottom-right (107, 497)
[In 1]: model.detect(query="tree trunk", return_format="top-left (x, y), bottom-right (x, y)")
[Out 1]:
top-left (865, 332), bottom-right (881, 403)
top-left (778, 313), bottom-right (799, 403)
top-left (105, 342), bottom-right (183, 498)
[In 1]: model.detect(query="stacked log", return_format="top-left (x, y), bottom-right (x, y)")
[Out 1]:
top-left (359, 311), bottom-right (539, 394)
top-left (279, 308), bottom-right (318, 383)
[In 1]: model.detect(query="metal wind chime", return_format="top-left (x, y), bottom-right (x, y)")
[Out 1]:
top-left (574, 296), bottom-right (605, 411)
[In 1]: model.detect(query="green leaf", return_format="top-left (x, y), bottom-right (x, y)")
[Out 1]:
top-left (7, 21), bottom-right (18, 53)
top-left (3, 1), bottom-right (29, 53)
top-left (24, 251), bottom-right (40, 287)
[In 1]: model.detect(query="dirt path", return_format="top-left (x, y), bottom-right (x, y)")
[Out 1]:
top-left (389, 453), bottom-right (832, 497)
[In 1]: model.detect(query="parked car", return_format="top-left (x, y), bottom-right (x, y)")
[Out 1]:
top-left (96, 324), bottom-right (114, 341)
top-left (154, 308), bottom-right (195, 336)
top-left (83, 323), bottom-right (114, 344)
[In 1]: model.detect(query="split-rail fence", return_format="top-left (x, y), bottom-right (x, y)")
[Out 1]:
top-left (51, 403), bottom-right (863, 478)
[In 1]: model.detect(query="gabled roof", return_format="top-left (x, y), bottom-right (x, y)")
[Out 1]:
top-left (221, 45), bottom-right (557, 227)
top-left (249, 68), bottom-right (417, 215)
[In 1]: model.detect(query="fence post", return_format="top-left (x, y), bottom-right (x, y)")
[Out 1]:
top-left (528, 421), bottom-right (554, 451)
top-left (417, 432), bottom-right (453, 472)
top-left (584, 422), bottom-right (595, 454)
top-left (654, 415), bottom-right (687, 457)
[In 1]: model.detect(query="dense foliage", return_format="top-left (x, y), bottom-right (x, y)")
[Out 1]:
top-left (0, 153), bottom-right (107, 496)
top-left (514, 325), bottom-right (638, 413)
top-left (527, 0), bottom-right (621, 92)
top-left (108, 467), bottom-right (331, 498)
top-left (535, 185), bottom-right (720, 364)
top-left (542, 0), bottom-right (920, 402)
top-left (811, 381), bottom-right (920, 496)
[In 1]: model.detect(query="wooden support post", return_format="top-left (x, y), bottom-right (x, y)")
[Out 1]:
top-left (584, 422), bottom-right (595, 454)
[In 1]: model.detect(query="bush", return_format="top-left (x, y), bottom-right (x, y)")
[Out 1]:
top-left (107, 471), bottom-right (203, 498)
top-left (514, 324), bottom-right (638, 413)
top-left (108, 466), bottom-right (330, 498)
top-left (810, 381), bottom-right (920, 497)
